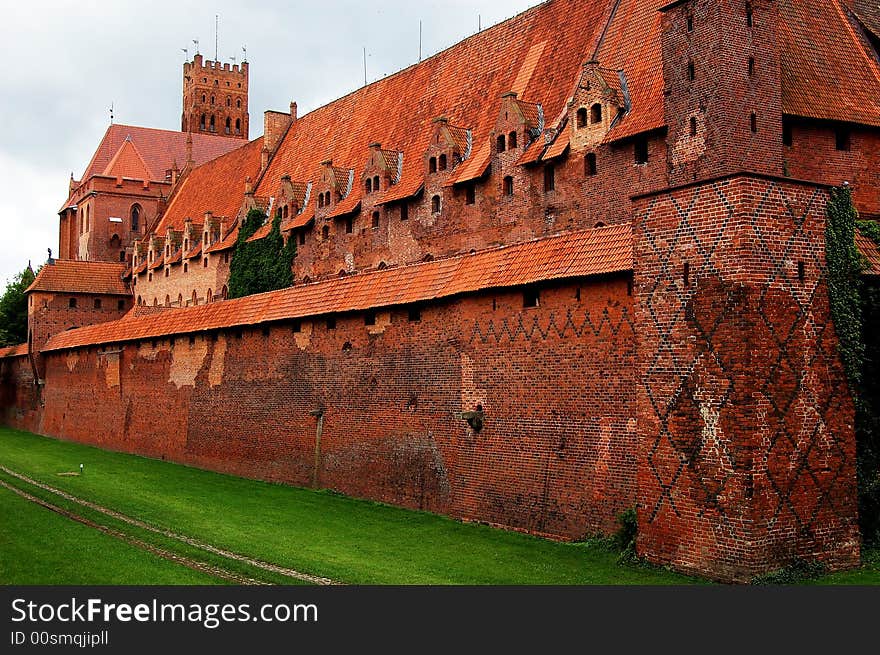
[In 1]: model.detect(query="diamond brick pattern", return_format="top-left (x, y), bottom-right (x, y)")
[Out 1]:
top-left (633, 175), bottom-right (859, 580)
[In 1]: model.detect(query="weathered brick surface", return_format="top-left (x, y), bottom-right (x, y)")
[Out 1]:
top-left (633, 174), bottom-right (860, 580)
top-left (6, 279), bottom-right (637, 540)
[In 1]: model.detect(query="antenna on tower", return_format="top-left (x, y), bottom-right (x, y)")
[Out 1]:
top-left (363, 47), bottom-right (367, 85)
top-left (182, 47), bottom-right (188, 60)
top-left (229, 55), bottom-right (237, 66)
top-left (215, 14), bottom-right (219, 61)
top-left (419, 20), bottom-right (422, 62)
top-left (110, 102), bottom-right (114, 124)
top-left (193, 39), bottom-right (200, 55)
top-left (242, 45), bottom-right (247, 63)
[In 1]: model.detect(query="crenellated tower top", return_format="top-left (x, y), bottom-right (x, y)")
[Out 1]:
top-left (182, 53), bottom-right (249, 139)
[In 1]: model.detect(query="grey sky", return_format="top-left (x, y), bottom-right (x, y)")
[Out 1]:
top-left (0, 0), bottom-right (539, 285)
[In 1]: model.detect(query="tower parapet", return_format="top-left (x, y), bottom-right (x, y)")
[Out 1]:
top-left (182, 53), bottom-right (249, 139)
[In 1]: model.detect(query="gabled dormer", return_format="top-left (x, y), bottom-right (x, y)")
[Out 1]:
top-left (278, 175), bottom-right (309, 219)
top-left (316, 159), bottom-right (354, 211)
top-left (362, 143), bottom-right (402, 196)
top-left (569, 61), bottom-right (629, 150)
top-left (182, 218), bottom-right (204, 255)
top-left (425, 116), bottom-right (471, 176)
top-left (493, 91), bottom-right (543, 156)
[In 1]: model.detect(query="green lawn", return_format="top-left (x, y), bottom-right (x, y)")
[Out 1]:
top-left (0, 428), bottom-right (698, 585)
top-left (0, 484), bottom-right (224, 585)
top-left (1, 428), bottom-right (875, 585)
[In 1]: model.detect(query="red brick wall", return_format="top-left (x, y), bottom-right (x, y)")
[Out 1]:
top-left (633, 173), bottom-right (860, 580)
top-left (0, 355), bottom-right (41, 433)
top-left (24, 277), bottom-right (636, 541)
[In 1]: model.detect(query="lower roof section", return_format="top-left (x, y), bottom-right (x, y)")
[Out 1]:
top-left (43, 223), bottom-right (633, 353)
top-left (0, 344), bottom-right (28, 359)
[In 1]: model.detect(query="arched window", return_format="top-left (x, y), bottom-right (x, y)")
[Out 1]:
top-left (585, 153), bottom-right (598, 176)
top-left (439, 154), bottom-right (447, 171)
top-left (226, 97), bottom-right (231, 107)
top-left (210, 95), bottom-right (215, 105)
top-left (130, 204), bottom-right (141, 231)
top-left (372, 211), bottom-right (380, 228)
top-left (318, 193), bottom-right (324, 208)
top-left (184, 262), bottom-right (188, 273)
top-left (120, 251), bottom-right (126, 262)
top-left (225, 117), bottom-right (231, 134)
top-left (236, 98), bottom-right (241, 109)
top-left (577, 107), bottom-right (588, 128)
top-left (429, 157), bottom-right (437, 173)
top-left (192, 290), bottom-right (198, 306)
top-left (365, 178), bottom-right (372, 193)
top-left (221, 286), bottom-right (228, 300)
top-left (431, 195), bottom-right (441, 213)
top-left (177, 294), bottom-right (183, 306)
top-left (201, 94), bottom-right (206, 103)
top-left (200, 114), bottom-right (206, 130)
top-left (235, 119), bottom-right (241, 135)
top-left (497, 134), bottom-right (506, 152)
top-left (373, 175), bottom-right (380, 192)
top-left (283, 205), bottom-right (289, 219)
top-left (209, 115), bottom-right (216, 132)
top-left (153, 298), bottom-right (158, 307)
top-left (203, 257), bottom-right (208, 268)
top-left (509, 131), bottom-right (517, 149)
top-left (165, 295), bottom-right (170, 307)
top-left (85, 205), bottom-right (90, 232)
top-left (322, 225), bottom-right (329, 240)
top-left (590, 103), bottom-right (602, 124)
top-left (207, 289), bottom-right (213, 303)
top-left (503, 176), bottom-right (514, 196)
top-left (137, 296), bottom-right (142, 306)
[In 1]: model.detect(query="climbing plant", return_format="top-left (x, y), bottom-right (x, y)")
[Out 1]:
top-left (227, 209), bottom-right (296, 299)
top-left (825, 186), bottom-right (880, 543)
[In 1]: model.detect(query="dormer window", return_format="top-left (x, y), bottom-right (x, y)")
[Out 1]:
top-left (429, 157), bottom-right (437, 173)
top-left (590, 103), bottom-right (602, 124)
top-left (508, 132), bottom-right (517, 149)
top-left (497, 134), bottom-right (506, 152)
top-left (365, 178), bottom-right (373, 194)
top-left (372, 175), bottom-right (380, 192)
top-left (577, 107), bottom-right (588, 128)
top-left (431, 195), bottom-right (441, 213)
top-left (439, 154), bottom-right (447, 171)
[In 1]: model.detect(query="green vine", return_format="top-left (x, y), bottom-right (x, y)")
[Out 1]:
top-left (826, 186), bottom-right (880, 544)
top-left (227, 209), bottom-right (296, 299)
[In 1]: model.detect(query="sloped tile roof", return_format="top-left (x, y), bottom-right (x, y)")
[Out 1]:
top-left (326, 191), bottom-right (362, 218)
top-left (26, 260), bottom-right (129, 296)
top-left (857, 232), bottom-right (880, 275)
top-left (153, 137), bottom-right (264, 235)
top-left (102, 138), bottom-right (152, 180)
top-left (78, 124), bottom-right (244, 183)
top-left (848, 0), bottom-right (880, 37)
top-left (0, 343), bottom-right (28, 359)
top-left (543, 129), bottom-right (571, 160)
top-left (517, 137), bottom-right (547, 165)
top-left (778, 0), bottom-right (880, 127)
top-left (43, 223), bottom-right (633, 352)
top-left (258, 0), bottom-right (611, 199)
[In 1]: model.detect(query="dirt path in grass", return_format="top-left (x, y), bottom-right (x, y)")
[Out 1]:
top-left (0, 479), bottom-right (265, 585)
top-left (0, 464), bottom-right (337, 586)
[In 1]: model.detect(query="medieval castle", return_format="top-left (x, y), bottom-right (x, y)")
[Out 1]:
top-left (2, 0), bottom-right (880, 581)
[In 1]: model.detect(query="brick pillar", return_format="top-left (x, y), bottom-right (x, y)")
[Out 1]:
top-left (633, 173), bottom-right (860, 581)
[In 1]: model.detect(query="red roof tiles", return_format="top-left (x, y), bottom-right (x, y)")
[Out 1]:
top-left (153, 138), bottom-right (264, 235)
top-left (77, 124), bottom-right (244, 184)
top-left (43, 223), bottom-right (633, 352)
top-left (26, 260), bottom-right (129, 296)
top-left (857, 232), bottom-right (880, 275)
top-left (0, 343), bottom-right (27, 359)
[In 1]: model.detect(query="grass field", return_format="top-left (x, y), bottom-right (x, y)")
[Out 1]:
top-left (0, 428), bottom-right (876, 585)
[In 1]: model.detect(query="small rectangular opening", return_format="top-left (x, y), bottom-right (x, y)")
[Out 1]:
top-left (292, 320), bottom-right (302, 333)
top-left (634, 137), bottom-right (649, 164)
top-left (798, 261), bottom-right (805, 282)
top-left (523, 288), bottom-right (540, 308)
top-left (684, 262), bottom-right (691, 288)
top-left (407, 306), bottom-right (422, 322)
top-left (326, 316), bottom-right (337, 330)
top-left (364, 311), bottom-right (377, 326)
top-left (835, 128), bottom-right (851, 152)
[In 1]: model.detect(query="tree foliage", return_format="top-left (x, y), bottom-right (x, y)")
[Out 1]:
top-left (0, 264), bottom-right (36, 347)
top-left (825, 186), bottom-right (880, 544)
top-left (227, 209), bottom-right (296, 300)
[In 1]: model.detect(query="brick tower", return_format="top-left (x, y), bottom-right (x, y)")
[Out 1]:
top-left (182, 53), bottom-right (249, 139)
top-left (633, 0), bottom-right (860, 580)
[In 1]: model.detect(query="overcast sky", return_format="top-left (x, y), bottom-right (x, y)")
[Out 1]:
top-left (0, 0), bottom-right (539, 285)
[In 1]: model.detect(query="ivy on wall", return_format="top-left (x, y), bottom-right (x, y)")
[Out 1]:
top-left (826, 186), bottom-right (880, 543)
top-left (227, 209), bottom-right (296, 300)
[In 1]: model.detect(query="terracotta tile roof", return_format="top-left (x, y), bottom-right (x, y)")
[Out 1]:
top-left (326, 191), bottom-right (362, 219)
top-left (246, 221), bottom-right (274, 243)
top-left (599, 0), bottom-right (666, 142)
top-left (0, 343), bottom-right (28, 359)
top-left (377, 168), bottom-right (423, 205)
top-left (517, 137), bottom-right (547, 166)
top-left (258, 0), bottom-right (611, 199)
top-left (446, 140), bottom-right (492, 186)
top-left (282, 204), bottom-right (316, 232)
top-left (133, 261), bottom-right (148, 275)
top-left (778, 0), bottom-right (880, 128)
top-left (76, 124), bottom-right (244, 185)
top-left (543, 129), bottom-right (571, 161)
top-left (857, 232), bottom-right (880, 275)
top-left (848, 0), bottom-right (880, 37)
top-left (43, 223), bottom-right (633, 352)
top-left (26, 260), bottom-right (129, 296)
top-left (186, 242), bottom-right (204, 259)
top-left (153, 137), bottom-right (264, 235)
top-left (102, 137), bottom-right (152, 180)
top-left (206, 225), bottom-right (238, 252)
